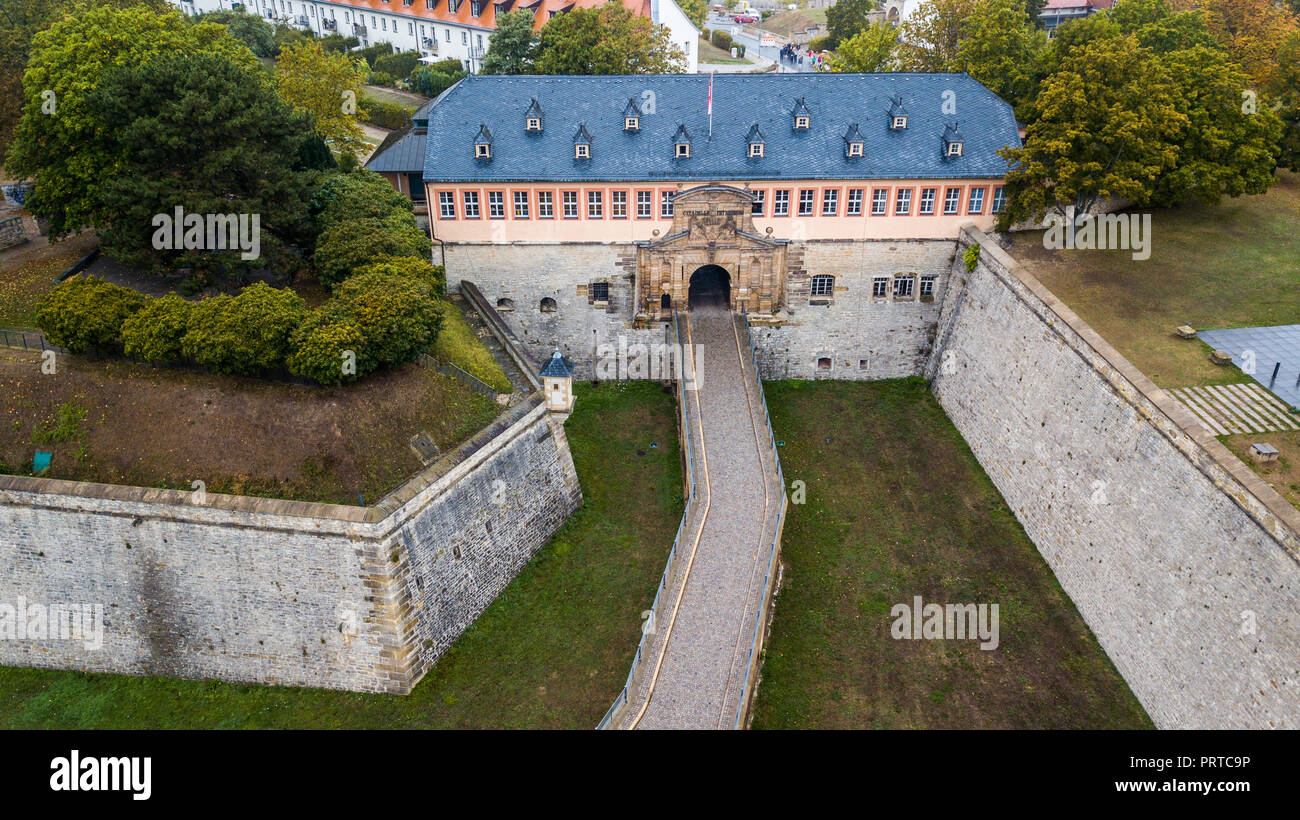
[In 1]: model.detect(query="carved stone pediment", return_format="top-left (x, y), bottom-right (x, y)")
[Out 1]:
top-left (636, 185), bottom-right (788, 317)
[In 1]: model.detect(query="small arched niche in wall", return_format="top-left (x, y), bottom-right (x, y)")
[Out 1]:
top-left (540, 297), bottom-right (557, 313)
top-left (497, 297), bottom-right (515, 312)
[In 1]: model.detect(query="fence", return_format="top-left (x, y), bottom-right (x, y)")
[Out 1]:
top-left (0, 328), bottom-right (65, 354)
top-left (596, 312), bottom-right (699, 729)
top-left (730, 316), bottom-right (788, 729)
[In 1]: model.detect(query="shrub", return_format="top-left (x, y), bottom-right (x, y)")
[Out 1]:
top-left (330, 271), bottom-right (443, 372)
top-left (314, 213), bottom-right (431, 288)
top-left (121, 294), bottom-right (194, 363)
top-left (360, 95), bottom-right (415, 129)
top-left (736, 43), bottom-right (746, 58)
top-left (355, 256), bottom-right (446, 296)
top-left (409, 64), bottom-right (465, 98)
top-left (366, 71), bottom-right (396, 88)
top-left (357, 43), bottom-right (395, 68)
top-left (320, 34), bottom-right (360, 53)
top-left (271, 24), bottom-right (310, 56)
top-left (711, 29), bottom-right (733, 51)
top-left (311, 170), bottom-right (412, 231)
top-left (181, 283), bottom-right (306, 375)
top-left (35, 276), bottom-right (146, 354)
top-left (373, 51), bottom-right (420, 81)
top-left (809, 35), bottom-right (831, 52)
top-left (286, 311), bottom-right (366, 384)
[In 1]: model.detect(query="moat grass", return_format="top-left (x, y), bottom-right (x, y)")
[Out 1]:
top-left (751, 378), bottom-right (1153, 730)
top-left (0, 381), bottom-right (682, 728)
top-left (1005, 170), bottom-right (1300, 390)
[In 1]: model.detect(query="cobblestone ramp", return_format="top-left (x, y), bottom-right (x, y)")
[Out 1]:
top-left (626, 307), bottom-right (783, 730)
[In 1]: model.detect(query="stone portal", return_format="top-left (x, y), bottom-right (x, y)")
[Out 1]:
top-left (635, 185), bottom-right (788, 319)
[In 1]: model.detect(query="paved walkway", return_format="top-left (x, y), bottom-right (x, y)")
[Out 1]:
top-left (616, 307), bottom-right (784, 729)
top-left (1168, 383), bottom-right (1300, 436)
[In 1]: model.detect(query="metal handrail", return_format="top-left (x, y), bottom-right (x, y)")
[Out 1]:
top-left (597, 311), bottom-right (699, 729)
top-left (731, 316), bottom-right (786, 729)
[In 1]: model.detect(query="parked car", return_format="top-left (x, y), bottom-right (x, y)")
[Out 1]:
top-left (734, 14), bottom-right (759, 23)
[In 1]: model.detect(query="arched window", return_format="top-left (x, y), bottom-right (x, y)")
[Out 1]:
top-left (810, 274), bottom-right (834, 297)
top-left (496, 297), bottom-right (515, 312)
top-left (540, 297), bottom-right (557, 313)
top-left (816, 357), bottom-right (832, 371)
top-left (660, 293), bottom-right (672, 311)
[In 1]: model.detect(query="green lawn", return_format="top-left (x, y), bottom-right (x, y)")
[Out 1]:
top-left (698, 37), bottom-right (748, 64)
top-left (0, 232), bottom-right (97, 328)
top-left (0, 381), bottom-right (683, 728)
top-left (1005, 171), bottom-right (1300, 389)
top-left (752, 379), bottom-right (1152, 730)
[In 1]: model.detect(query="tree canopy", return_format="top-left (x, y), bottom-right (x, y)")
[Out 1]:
top-left (481, 9), bottom-right (538, 74)
top-left (532, 5), bottom-right (687, 74)
top-left (275, 39), bottom-right (369, 161)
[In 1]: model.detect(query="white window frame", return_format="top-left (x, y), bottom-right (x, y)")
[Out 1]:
top-left (846, 189), bottom-right (863, 216)
top-left (871, 189), bottom-right (888, 216)
top-left (513, 190), bottom-right (529, 219)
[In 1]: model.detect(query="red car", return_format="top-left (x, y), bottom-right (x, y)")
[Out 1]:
top-left (733, 14), bottom-right (759, 23)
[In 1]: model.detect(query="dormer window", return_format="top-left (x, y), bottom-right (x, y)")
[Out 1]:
top-left (942, 122), bottom-right (964, 159)
top-left (622, 97), bottom-right (643, 132)
top-left (573, 123), bottom-right (591, 159)
top-left (474, 123), bottom-right (493, 159)
top-left (524, 97), bottom-right (543, 133)
top-left (673, 123), bottom-right (691, 158)
top-left (792, 96), bottom-right (812, 130)
top-left (745, 123), bottom-right (765, 159)
top-left (843, 123), bottom-right (864, 158)
top-left (888, 95), bottom-right (909, 130)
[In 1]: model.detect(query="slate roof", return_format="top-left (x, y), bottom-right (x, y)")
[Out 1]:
top-left (422, 73), bottom-right (1020, 183)
top-left (540, 349), bottom-right (574, 378)
top-left (365, 122), bottom-right (428, 174)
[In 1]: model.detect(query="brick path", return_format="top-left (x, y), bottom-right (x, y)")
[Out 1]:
top-left (617, 307), bottom-right (784, 730)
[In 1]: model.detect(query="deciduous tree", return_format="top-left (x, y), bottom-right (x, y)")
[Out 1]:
top-left (829, 22), bottom-right (899, 72)
top-left (275, 39), bottom-right (370, 161)
top-left (481, 9), bottom-right (539, 74)
top-left (532, 5), bottom-right (687, 75)
top-left (826, 0), bottom-right (877, 49)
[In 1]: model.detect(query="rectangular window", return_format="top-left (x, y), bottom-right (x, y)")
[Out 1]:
top-left (488, 190), bottom-right (504, 218)
top-left (513, 190), bottom-right (529, 218)
top-left (846, 188), bottom-right (863, 216)
top-left (871, 189), bottom-right (888, 216)
top-left (612, 190), bottom-right (627, 218)
top-left (894, 276), bottom-right (914, 299)
top-left (438, 191), bottom-right (455, 219)
top-left (751, 189), bottom-right (765, 216)
top-left (463, 190), bottom-right (479, 218)
top-left (773, 189), bottom-right (790, 216)
top-left (590, 281), bottom-right (610, 302)
top-left (587, 190), bottom-right (603, 218)
top-left (920, 275), bottom-right (937, 297)
top-left (462, 31), bottom-right (467, 45)
top-left (445, 29), bottom-right (451, 41)
top-left (968, 187), bottom-right (986, 214)
top-left (872, 277), bottom-right (888, 298)
top-left (821, 189), bottom-right (838, 217)
top-left (895, 189), bottom-right (912, 216)
top-left (562, 191), bottom-right (578, 218)
top-left (636, 190), bottom-right (652, 218)
top-left (798, 189), bottom-right (815, 216)
top-left (991, 186), bottom-right (1007, 214)
top-left (538, 191), bottom-right (554, 218)
top-left (919, 188), bottom-right (937, 215)
top-left (943, 188), bottom-right (962, 215)
top-left (660, 191), bottom-right (674, 218)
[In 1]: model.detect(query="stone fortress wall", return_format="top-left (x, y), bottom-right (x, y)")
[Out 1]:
top-left (927, 226), bottom-right (1300, 729)
top-left (0, 373), bottom-right (581, 695)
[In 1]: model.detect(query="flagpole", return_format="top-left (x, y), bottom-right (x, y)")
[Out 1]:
top-left (708, 71), bottom-right (714, 140)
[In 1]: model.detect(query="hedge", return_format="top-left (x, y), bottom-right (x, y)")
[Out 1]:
top-left (121, 294), bottom-right (194, 364)
top-left (314, 213), bottom-right (431, 289)
top-left (35, 275), bottom-right (146, 354)
top-left (180, 283), bottom-right (306, 376)
top-left (361, 95), bottom-right (415, 129)
top-left (711, 29), bottom-right (733, 51)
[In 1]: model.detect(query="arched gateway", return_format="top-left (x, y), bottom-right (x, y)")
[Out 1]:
top-left (635, 185), bottom-right (789, 318)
